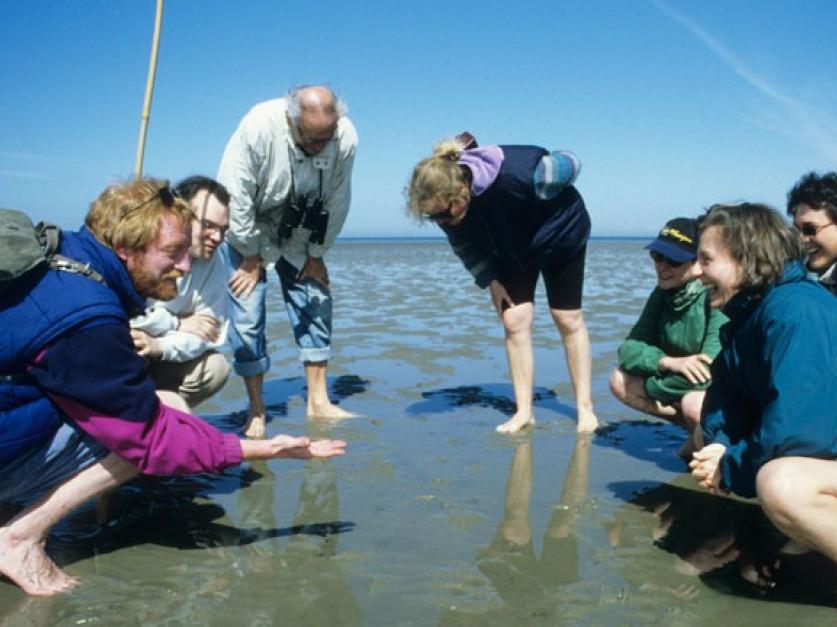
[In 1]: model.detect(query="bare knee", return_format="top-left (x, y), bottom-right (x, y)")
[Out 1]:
top-left (551, 308), bottom-right (584, 335)
top-left (757, 459), bottom-right (804, 525)
top-left (680, 391), bottom-right (705, 430)
top-left (502, 304), bottom-right (533, 336)
top-left (609, 368), bottom-right (628, 401)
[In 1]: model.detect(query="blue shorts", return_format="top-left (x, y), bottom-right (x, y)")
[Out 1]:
top-left (0, 422), bottom-right (108, 505)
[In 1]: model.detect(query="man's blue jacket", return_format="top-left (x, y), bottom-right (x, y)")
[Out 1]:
top-left (0, 227), bottom-right (146, 463)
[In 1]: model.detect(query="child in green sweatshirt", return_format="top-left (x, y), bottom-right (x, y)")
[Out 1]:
top-left (609, 217), bottom-right (727, 458)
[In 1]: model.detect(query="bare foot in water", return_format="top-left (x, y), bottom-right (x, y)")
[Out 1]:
top-left (243, 414), bottom-right (266, 439)
top-left (576, 408), bottom-right (599, 434)
top-left (307, 401), bottom-right (355, 420)
top-left (496, 412), bottom-right (535, 434)
top-left (0, 530), bottom-right (78, 596)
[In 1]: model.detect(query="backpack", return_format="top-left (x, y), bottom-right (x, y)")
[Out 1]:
top-left (0, 207), bottom-right (105, 297)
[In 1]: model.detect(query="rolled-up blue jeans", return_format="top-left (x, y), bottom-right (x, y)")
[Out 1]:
top-left (223, 243), bottom-right (332, 377)
top-left (275, 257), bottom-right (332, 364)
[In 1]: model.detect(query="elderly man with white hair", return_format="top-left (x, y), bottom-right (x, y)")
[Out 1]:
top-left (218, 85), bottom-right (357, 437)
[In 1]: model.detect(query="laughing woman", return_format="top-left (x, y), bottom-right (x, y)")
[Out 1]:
top-left (690, 203), bottom-right (837, 564)
top-left (407, 138), bottom-right (597, 434)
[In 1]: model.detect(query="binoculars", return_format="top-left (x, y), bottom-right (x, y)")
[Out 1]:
top-left (278, 196), bottom-right (329, 245)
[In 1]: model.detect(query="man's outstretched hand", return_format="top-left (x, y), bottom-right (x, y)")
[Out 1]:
top-left (241, 435), bottom-right (347, 461)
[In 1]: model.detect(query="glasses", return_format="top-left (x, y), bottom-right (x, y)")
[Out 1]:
top-left (199, 217), bottom-right (228, 237)
top-left (125, 186), bottom-right (181, 216)
top-left (650, 250), bottom-right (686, 268)
top-left (796, 221), bottom-right (835, 237)
top-left (424, 201), bottom-right (455, 223)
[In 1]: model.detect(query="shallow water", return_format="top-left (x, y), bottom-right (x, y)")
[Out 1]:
top-left (2, 240), bottom-right (834, 625)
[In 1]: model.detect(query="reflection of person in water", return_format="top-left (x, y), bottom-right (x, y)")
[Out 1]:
top-left (626, 476), bottom-right (837, 602)
top-left (234, 425), bottom-right (361, 626)
top-left (475, 435), bottom-right (590, 611)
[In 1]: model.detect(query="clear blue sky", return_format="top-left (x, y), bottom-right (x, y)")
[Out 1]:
top-left (2, 0), bottom-right (836, 237)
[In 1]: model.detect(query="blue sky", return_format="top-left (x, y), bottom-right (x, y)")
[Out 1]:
top-left (2, 0), bottom-right (836, 237)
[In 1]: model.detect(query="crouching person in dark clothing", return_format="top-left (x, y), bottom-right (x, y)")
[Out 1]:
top-left (0, 178), bottom-right (346, 596)
top-left (689, 202), bottom-right (837, 565)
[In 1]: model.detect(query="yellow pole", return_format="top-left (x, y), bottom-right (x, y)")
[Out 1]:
top-left (134, 0), bottom-right (164, 178)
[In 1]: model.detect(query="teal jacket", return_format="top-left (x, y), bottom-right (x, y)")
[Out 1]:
top-left (618, 280), bottom-right (728, 403)
top-left (703, 261), bottom-right (837, 498)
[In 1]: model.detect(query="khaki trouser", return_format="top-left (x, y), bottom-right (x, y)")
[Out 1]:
top-left (148, 350), bottom-right (230, 408)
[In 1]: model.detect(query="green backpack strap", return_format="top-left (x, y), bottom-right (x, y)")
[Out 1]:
top-left (34, 221), bottom-right (106, 286)
top-left (0, 209), bottom-right (107, 297)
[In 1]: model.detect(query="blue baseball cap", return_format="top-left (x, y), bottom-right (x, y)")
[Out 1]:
top-left (645, 217), bottom-right (698, 264)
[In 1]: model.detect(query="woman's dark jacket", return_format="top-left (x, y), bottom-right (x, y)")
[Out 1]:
top-left (441, 145), bottom-right (591, 288)
top-left (702, 261), bottom-right (837, 497)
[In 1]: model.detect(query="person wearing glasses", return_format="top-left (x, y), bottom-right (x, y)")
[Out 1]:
top-left (218, 85), bottom-right (357, 438)
top-left (407, 137), bottom-right (597, 434)
top-left (0, 178), bottom-right (347, 596)
top-left (609, 217), bottom-right (727, 459)
top-left (786, 172), bottom-right (837, 296)
top-left (689, 203), bottom-right (837, 569)
top-left (129, 176), bottom-right (232, 408)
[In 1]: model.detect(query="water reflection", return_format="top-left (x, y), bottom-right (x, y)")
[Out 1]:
top-left (440, 435), bottom-right (592, 625)
top-left (224, 373), bottom-right (369, 432)
top-left (612, 476), bottom-right (837, 608)
top-left (228, 423), bottom-right (362, 626)
top-left (595, 419), bottom-right (686, 473)
top-left (410, 384), bottom-right (576, 420)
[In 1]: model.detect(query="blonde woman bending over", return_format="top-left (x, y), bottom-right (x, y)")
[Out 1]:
top-left (408, 137), bottom-right (597, 434)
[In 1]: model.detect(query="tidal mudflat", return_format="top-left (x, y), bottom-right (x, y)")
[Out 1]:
top-left (1, 240), bottom-right (833, 625)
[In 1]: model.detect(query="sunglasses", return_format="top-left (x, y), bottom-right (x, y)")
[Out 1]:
top-left (125, 186), bottom-right (181, 216)
top-left (796, 221), bottom-right (835, 237)
top-left (649, 250), bottom-right (687, 268)
top-left (424, 201), bottom-right (455, 223)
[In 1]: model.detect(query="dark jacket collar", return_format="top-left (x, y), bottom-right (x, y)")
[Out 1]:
top-left (722, 260), bottom-right (808, 324)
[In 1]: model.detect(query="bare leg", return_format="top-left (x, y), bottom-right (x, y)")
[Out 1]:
top-left (499, 439), bottom-right (533, 544)
top-left (305, 361), bottom-right (354, 420)
top-left (678, 390), bottom-right (706, 459)
top-left (242, 373), bottom-right (266, 438)
top-left (496, 302), bottom-right (536, 434)
top-left (756, 457), bottom-right (837, 562)
top-left (608, 368), bottom-right (681, 420)
top-left (547, 434), bottom-right (591, 538)
top-left (0, 454), bottom-right (138, 596)
top-left (550, 308), bottom-right (598, 433)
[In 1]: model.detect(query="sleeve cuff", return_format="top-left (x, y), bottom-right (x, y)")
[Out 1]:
top-left (475, 269), bottom-right (496, 289)
top-left (221, 433), bottom-right (244, 468)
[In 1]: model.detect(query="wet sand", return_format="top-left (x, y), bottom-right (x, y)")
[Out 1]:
top-left (1, 239), bottom-right (834, 624)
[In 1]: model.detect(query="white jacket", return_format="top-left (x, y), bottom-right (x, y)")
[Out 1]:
top-left (217, 98), bottom-right (357, 269)
top-left (130, 251), bottom-right (229, 363)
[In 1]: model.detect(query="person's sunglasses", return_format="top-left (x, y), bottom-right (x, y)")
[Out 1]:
top-left (650, 250), bottom-right (686, 268)
top-left (796, 221), bottom-right (835, 237)
top-left (125, 186), bottom-right (181, 216)
top-left (424, 201), bottom-right (455, 222)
